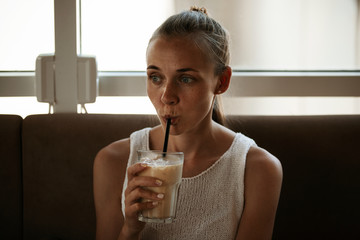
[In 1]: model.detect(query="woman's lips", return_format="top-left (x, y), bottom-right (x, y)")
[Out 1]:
top-left (163, 116), bottom-right (178, 125)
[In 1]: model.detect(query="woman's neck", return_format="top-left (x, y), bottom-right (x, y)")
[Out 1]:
top-left (150, 120), bottom-right (235, 161)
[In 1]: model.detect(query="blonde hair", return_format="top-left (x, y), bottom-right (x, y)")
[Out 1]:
top-left (149, 6), bottom-right (230, 125)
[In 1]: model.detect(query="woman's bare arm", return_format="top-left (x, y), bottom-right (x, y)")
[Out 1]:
top-left (93, 139), bottom-right (129, 240)
top-left (236, 146), bottom-right (283, 240)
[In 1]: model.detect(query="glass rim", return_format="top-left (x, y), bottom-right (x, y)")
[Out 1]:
top-left (137, 150), bottom-right (184, 155)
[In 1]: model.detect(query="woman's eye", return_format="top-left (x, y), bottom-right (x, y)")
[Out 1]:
top-left (180, 76), bottom-right (193, 84)
top-left (149, 75), bottom-right (161, 83)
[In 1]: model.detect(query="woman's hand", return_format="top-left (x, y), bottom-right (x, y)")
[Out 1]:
top-left (120, 163), bottom-right (164, 239)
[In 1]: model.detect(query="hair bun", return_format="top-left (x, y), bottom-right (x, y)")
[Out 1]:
top-left (190, 6), bottom-right (208, 15)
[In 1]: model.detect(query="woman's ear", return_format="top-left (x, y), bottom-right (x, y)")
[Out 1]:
top-left (215, 66), bottom-right (232, 94)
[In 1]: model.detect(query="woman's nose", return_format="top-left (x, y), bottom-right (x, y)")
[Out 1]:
top-left (161, 82), bottom-right (179, 105)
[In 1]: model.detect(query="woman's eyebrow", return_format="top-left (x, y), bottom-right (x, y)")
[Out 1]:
top-left (147, 65), bottom-right (160, 70)
top-left (177, 68), bottom-right (199, 73)
top-left (146, 66), bottom-right (199, 72)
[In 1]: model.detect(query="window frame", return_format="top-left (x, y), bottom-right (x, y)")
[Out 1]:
top-left (1, 71), bottom-right (360, 98)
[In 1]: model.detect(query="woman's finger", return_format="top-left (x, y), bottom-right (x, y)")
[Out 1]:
top-left (127, 163), bottom-right (147, 180)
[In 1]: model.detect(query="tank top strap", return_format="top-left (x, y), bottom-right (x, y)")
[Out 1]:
top-left (128, 127), bottom-right (151, 166)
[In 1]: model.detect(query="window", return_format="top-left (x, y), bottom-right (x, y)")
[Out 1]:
top-left (226, 0), bottom-right (359, 70)
top-left (0, 0), bottom-right (359, 117)
top-left (0, 0), bottom-right (54, 71)
top-left (81, 0), bottom-right (174, 71)
top-left (81, 0), bottom-right (359, 71)
top-left (2, 0), bottom-right (358, 71)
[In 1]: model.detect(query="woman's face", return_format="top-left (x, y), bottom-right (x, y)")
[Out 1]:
top-left (146, 36), bottom-right (220, 135)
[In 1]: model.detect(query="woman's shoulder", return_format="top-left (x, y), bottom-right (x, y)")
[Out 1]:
top-left (246, 146), bottom-right (283, 184)
top-left (93, 139), bottom-right (130, 236)
top-left (94, 138), bottom-right (131, 173)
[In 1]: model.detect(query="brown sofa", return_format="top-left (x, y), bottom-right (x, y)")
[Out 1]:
top-left (1, 114), bottom-right (359, 240)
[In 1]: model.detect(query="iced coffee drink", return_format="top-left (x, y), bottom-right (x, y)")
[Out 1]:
top-left (137, 150), bottom-right (184, 223)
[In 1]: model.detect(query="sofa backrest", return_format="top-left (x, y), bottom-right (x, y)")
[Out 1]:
top-left (2, 114), bottom-right (359, 239)
top-left (226, 115), bottom-right (360, 239)
top-left (0, 115), bottom-right (23, 240)
top-left (22, 114), bottom-right (159, 240)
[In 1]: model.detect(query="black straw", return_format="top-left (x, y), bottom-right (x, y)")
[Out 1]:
top-left (162, 118), bottom-right (171, 156)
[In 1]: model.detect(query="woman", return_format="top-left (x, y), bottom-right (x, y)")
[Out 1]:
top-left (94, 7), bottom-right (282, 240)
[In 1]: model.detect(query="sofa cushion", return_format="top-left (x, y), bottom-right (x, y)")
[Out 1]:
top-left (0, 115), bottom-right (23, 240)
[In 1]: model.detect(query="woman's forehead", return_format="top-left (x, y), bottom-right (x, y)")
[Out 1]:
top-left (146, 36), bottom-right (213, 66)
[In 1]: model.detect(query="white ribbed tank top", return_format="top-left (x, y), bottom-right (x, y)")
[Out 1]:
top-left (121, 128), bottom-right (256, 240)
